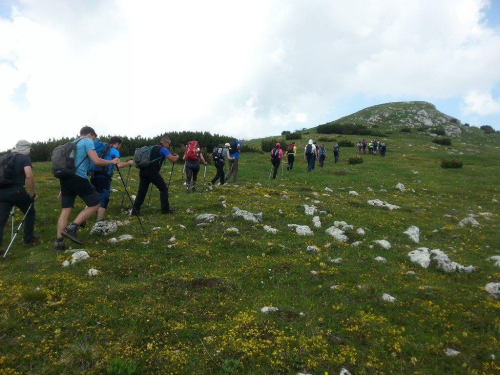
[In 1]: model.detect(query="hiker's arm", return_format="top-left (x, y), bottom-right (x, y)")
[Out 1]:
top-left (200, 153), bottom-right (207, 165)
top-left (88, 150), bottom-right (120, 166)
top-left (24, 166), bottom-right (38, 201)
top-left (166, 153), bottom-right (179, 163)
top-left (226, 150), bottom-right (234, 160)
top-left (117, 159), bottom-right (134, 168)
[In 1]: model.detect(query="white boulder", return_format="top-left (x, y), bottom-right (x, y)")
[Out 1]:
top-left (404, 226), bottom-right (420, 243)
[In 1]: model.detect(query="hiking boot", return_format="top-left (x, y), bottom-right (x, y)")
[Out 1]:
top-left (80, 220), bottom-right (87, 228)
top-left (162, 209), bottom-right (175, 215)
top-left (24, 234), bottom-right (42, 246)
top-left (62, 225), bottom-right (83, 244)
top-left (192, 184), bottom-right (196, 192)
top-left (208, 183), bottom-right (213, 191)
top-left (54, 240), bottom-right (66, 251)
top-left (129, 209), bottom-right (140, 217)
top-left (186, 187), bottom-right (190, 194)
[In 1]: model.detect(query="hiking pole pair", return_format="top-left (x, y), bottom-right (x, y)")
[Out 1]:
top-left (10, 207), bottom-right (15, 238)
top-left (203, 164), bottom-right (207, 189)
top-left (120, 165), bottom-right (132, 209)
top-left (116, 166), bottom-right (146, 236)
top-left (3, 203), bottom-right (33, 258)
top-left (181, 161), bottom-right (186, 185)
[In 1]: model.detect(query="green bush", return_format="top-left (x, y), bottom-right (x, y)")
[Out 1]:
top-left (338, 139), bottom-right (354, 147)
top-left (416, 126), bottom-right (429, 132)
top-left (108, 359), bottom-right (138, 375)
top-left (480, 125), bottom-right (495, 134)
top-left (261, 139), bottom-right (287, 152)
top-left (347, 156), bottom-right (363, 164)
top-left (400, 127), bottom-right (411, 133)
top-left (432, 137), bottom-right (452, 146)
top-left (285, 131), bottom-right (302, 140)
top-left (433, 127), bottom-right (446, 136)
top-left (281, 131), bottom-right (291, 136)
top-left (441, 159), bottom-right (463, 169)
top-left (240, 144), bottom-right (260, 153)
top-left (318, 136), bottom-right (337, 142)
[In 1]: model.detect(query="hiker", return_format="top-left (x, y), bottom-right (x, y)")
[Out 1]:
top-left (318, 144), bottom-right (326, 167)
top-left (368, 141), bottom-right (374, 154)
top-left (380, 143), bottom-right (387, 157)
top-left (333, 144), bottom-right (340, 163)
top-left (304, 139), bottom-right (316, 172)
top-left (225, 140), bottom-right (242, 183)
top-left (373, 139), bottom-right (378, 155)
top-left (89, 136), bottom-right (134, 221)
top-left (56, 127), bottom-right (120, 250)
top-left (0, 140), bottom-right (41, 253)
top-left (357, 141), bottom-right (362, 154)
top-left (183, 140), bottom-right (207, 193)
top-left (270, 143), bottom-right (283, 179)
top-left (209, 143), bottom-right (233, 189)
top-left (362, 139), bottom-right (367, 154)
top-left (131, 137), bottom-right (179, 216)
top-left (286, 142), bottom-right (297, 170)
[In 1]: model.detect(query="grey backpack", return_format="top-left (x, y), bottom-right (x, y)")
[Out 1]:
top-left (51, 139), bottom-right (87, 179)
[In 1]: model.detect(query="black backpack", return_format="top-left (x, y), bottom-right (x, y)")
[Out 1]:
top-left (89, 139), bottom-right (112, 176)
top-left (0, 153), bottom-right (17, 187)
top-left (51, 139), bottom-right (88, 179)
top-left (212, 147), bottom-right (225, 164)
top-left (333, 146), bottom-right (339, 153)
top-left (305, 144), bottom-right (313, 155)
top-left (229, 141), bottom-right (239, 154)
top-left (271, 148), bottom-right (280, 161)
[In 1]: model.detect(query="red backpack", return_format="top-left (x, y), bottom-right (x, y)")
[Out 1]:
top-left (184, 140), bottom-right (199, 161)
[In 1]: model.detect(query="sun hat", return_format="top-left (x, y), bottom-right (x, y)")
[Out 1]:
top-left (12, 140), bottom-right (32, 155)
top-left (308, 139), bottom-right (313, 144)
top-left (224, 143), bottom-right (230, 147)
top-left (276, 142), bottom-right (280, 147)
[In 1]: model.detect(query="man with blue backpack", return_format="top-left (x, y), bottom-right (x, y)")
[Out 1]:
top-left (89, 136), bottom-right (134, 221)
top-left (131, 137), bottom-right (179, 216)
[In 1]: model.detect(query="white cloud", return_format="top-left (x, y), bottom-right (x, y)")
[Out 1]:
top-left (462, 90), bottom-right (500, 115)
top-left (0, 0), bottom-right (499, 151)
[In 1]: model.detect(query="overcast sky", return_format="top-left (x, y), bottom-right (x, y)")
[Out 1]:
top-left (1, 0), bottom-right (499, 152)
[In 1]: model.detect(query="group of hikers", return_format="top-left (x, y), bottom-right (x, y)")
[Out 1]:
top-left (0, 126), bottom-right (386, 255)
top-left (269, 139), bottom-right (341, 178)
top-left (357, 138), bottom-right (387, 157)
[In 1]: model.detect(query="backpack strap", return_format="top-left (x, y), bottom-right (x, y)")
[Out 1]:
top-left (74, 138), bottom-right (89, 170)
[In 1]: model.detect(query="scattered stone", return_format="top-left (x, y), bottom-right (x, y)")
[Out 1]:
top-left (396, 183), bottom-right (405, 192)
top-left (62, 260), bottom-right (70, 267)
top-left (445, 348), bottom-right (460, 356)
top-left (351, 241), bottom-right (362, 247)
top-left (288, 224), bottom-right (313, 236)
top-left (382, 293), bottom-right (396, 302)
top-left (334, 221), bottom-right (353, 230)
top-left (152, 227), bottom-right (161, 231)
top-left (306, 246), bottom-right (319, 253)
top-left (90, 221), bottom-right (118, 236)
top-left (368, 199), bottom-right (400, 210)
top-left (116, 220), bottom-right (130, 226)
top-left (169, 236), bottom-right (176, 242)
top-left (108, 234), bottom-right (133, 243)
top-left (196, 214), bottom-right (217, 224)
top-left (261, 306), bottom-right (279, 313)
top-left (70, 250), bottom-right (90, 265)
top-left (325, 227), bottom-right (348, 242)
top-left (404, 226), bottom-right (420, 243)
top-left (186, 208), bottom-right (194, 213)
top-left (263, 225), bottom-right (278, 234)
top-left (458, 217), bottom-right (480, 227)
top-left (225, 227), bottom-right (240, 234)
top-left (407, 271), bottom-right (416, 276)
top-left (374, 240), bottom-right (391, 250)
top-left (281, 194), bottom-right (290, 200)
top-left (330, 284), bottom-right (340, 290)
top-left (219, 195), bottom-right (226, 201)
top-left (356, 228), bottom-right (365, 235)
top-left (408, 248), bottom-right (475, 272)
top-left (340, 368), bottom-right (351, 375)
top-left (348, 191), bottom-right (358, 196)
top-left (303, 204), bottom-right (317, 215)
top-left (310, 270), bottom-right (318, 275)
top-left (179, 224), bottom-right (186, 229)
top-left (488, 256), bottom-right (500, 267)
top-left (232, 207), bottom-right (263, 223)
top-left (312, 216), bottom-right (321, 228)
top-left (375, 256), bottom-right (387, 263)
top-left (485, 283), bottom-right (500, 298)
top-left (88, 268), bottom-right (99, 276)
top-left (324, 187), bottom-right (333, 192)
top-left (330, 258), bottom-right (342, 264)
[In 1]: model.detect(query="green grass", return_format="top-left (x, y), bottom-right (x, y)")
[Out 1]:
top-left (1, 126), bottom-right (500, 374)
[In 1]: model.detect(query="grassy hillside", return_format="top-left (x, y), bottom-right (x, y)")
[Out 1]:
top-left (1, 121), bottom-right (500, 374)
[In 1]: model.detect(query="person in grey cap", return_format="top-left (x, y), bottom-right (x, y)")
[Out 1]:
top-left (0, 140), bottom-right (41, 253)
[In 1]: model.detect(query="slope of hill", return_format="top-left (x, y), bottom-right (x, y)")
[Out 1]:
top-left (324, 101), bottom-right (466, 137)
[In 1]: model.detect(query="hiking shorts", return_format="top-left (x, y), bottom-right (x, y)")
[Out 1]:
top-left (60, 175), bottom-right (100, 209)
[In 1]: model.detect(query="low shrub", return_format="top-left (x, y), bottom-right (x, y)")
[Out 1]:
top-left (400, 127), bottom-right (411, 133)
top-left (318, 136), bottom-right (337, 142)
top-left (441, 159), bottom-right (463, 169)
top-left (433, 127), bottom-right (446, 136)
top-left (480, 125), bottom-right (495, 134)
top-left (416, 126), bottom-right (429, 132)
top-left (347, 156), bottom-right (363, 165)
top-left (261, 139), bottom-right (288, 152)
top-left (432, 137), bottom-right (452, 146)
top-left (281, 131), bottom-right (291, 136)
top-left (338, 139), bottom-right (354, 147)
top-left (240, 144), bottom-right (261, 153)
top-left (285, 131), bottom-right (302, 140)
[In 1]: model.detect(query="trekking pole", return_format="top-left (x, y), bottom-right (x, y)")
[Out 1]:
top-left (116, 166), bottom-right (146, 236)
top-left (203, 164), bottom-right (207, 189)
top-left (10, 207), bottom-right (15, 239)
top-left (120, 165), bottom-right (131, 208)
top-left (147, 184), bottom-right (153, 207)
top-left (166, 162), bottom-right (175, 189)
top-left (181, 162), bottom-right (186, 185)
top-left (3, 203), bottom-right (33, 258)
top-left (268, 167), bottom-right (273, 179)
top-left (281, 160), bottom-right (284, 177)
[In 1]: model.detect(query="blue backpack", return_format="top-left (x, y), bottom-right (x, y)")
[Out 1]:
top-left (89, 139), bottom-right (112, 176)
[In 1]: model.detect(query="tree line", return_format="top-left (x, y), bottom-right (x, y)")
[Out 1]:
top-left (4, 131), bottom-right (237, 162)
